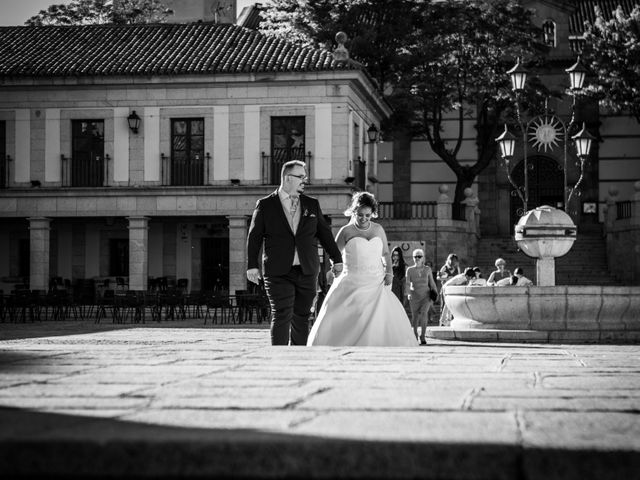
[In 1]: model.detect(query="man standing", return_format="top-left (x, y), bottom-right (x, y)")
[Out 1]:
top-left (246, 160), bottom-right (343, 345)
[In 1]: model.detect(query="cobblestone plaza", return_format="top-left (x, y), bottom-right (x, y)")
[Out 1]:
top-left (1, 321), bottom-right (638, 479)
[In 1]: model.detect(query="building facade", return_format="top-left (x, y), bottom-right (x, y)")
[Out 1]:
top-left (0, 22), bottom-right (391, 294)
top-left (377, 0), bottom-right (640, 239)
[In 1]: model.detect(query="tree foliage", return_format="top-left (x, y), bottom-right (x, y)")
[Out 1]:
top-left (25, 0), bottom-right (173, 26)
top-left (261, 0), bottom-right (546, 206)
top-left (581, 4), bottom-right (640, 124)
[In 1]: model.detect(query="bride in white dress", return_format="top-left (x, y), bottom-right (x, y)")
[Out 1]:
top-left (307, 192), bottom-right (418, 346)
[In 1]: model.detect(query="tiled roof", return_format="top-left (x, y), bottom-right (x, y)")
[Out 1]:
top-left (0, 23), bottom-right (357, 78)
top-left (569, 0), bottom-right (637, 35)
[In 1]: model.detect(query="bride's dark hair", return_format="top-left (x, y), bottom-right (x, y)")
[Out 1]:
top-left (344, 191), bottom-right (379, 218)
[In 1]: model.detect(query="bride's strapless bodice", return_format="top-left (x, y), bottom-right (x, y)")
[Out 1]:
top-left (343, 236), bottom-right (384, 277)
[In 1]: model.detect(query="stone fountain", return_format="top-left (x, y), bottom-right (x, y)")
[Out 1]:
top-left (428, 205), bottom-right (640, 343)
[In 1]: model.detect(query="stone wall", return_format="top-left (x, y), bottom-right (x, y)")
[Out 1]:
top-left (604, 182), bottom-right (640, 285)
top-left (380, 185), bottom-right (480, 270)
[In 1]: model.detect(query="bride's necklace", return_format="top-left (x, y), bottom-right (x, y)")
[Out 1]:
top-left (353, 221), bottom-right (371, 231)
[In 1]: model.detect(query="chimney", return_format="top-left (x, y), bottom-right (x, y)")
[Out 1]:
top-left (163, 0), bottom-right (237, 24)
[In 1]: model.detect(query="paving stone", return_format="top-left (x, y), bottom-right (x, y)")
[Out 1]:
top-left (0, 322), bottom-right (639, 480)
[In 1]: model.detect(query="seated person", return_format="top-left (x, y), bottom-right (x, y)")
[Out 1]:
top-left (511, 267), bottom-right (534, 286)
top-left (467, 266), bottom-right (487, 286)
top-left (487, 258), bottom-right (512, 286)
top-left (443, 267), bottom-right (476, 289)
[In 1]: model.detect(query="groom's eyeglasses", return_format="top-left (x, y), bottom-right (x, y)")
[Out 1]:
top-left (288, 174), bottom-right (308, 181)
top-left (413, 255), bottom-right (423, 258)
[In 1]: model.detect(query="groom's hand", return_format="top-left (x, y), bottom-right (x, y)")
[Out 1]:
top-left (246, 268), bottom-right (262, 284)
top-left (332, 263), bottom-right (343, 277)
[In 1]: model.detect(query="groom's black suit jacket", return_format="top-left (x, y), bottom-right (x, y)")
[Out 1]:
top-left (247, 191), bottom-right (342, 277)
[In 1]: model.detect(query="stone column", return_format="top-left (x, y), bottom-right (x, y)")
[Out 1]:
top-left (461, 188), bottom-right (479, 235)
top-left (436, 184), bottom-right (453, 221)
top-left (536, 257), bottom-right (556, 287)
top-left (28, 217), bottom-right (51, 292)
top-left (127, 216), bottom-right (149, 291)
top-left (228, 215), bottom-right (249, 294)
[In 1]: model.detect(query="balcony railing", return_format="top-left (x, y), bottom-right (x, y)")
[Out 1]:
top-left (61, 154), bottom-right (107, 187)
top-left (617, 200), bottom-right (632, 220)
top-left (378, 202), bottom-right (437, 219)
top-left (261, 149), bottom-right (312, 185)
top-left (161, 153), bottom-right (211, 186)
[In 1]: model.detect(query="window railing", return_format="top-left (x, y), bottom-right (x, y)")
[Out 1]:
top-left (378, 202), bottom-right (437, 219)
top-left (261, 149), bottom-right (312, 185)
top-left (617, 201), bottom-right (632, 220)
top-left (161, 153), bottom-right (211, 186)
top-left (61, 154), bottom-right (108, 187)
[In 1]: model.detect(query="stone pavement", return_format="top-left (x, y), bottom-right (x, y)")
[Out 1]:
top-left (0, 320), bottom-right (639, 480)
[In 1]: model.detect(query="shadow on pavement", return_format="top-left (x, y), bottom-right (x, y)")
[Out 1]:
top-left (0, 407), bottom-right (638, 480)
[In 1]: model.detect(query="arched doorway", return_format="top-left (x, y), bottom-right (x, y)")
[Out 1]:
top-left (510, 155), bottom-right (564, 226)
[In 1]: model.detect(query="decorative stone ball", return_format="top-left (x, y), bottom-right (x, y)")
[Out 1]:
top-left (439, 184), bottom-right (449, 194)
top-left (514, 205), bottom-right (576, 258)
top-left (463, 187), bottom-right (473, 198)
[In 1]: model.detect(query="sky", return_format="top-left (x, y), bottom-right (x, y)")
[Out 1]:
top-left (0, 0), bottom-right (255, 26)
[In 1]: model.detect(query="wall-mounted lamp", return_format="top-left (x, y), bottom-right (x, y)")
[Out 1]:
top-left (366, 123), bottom-right (379, 143)
top-left (344, 176), bottom-right (355, 184)
top-left (127, 111), bottom-right (141, 134)
top-left (230, 179), bottom-right (240, 185)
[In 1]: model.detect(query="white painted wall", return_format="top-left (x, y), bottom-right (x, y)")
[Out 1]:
top-left (15, 109), bottom-right (30, 183)
top-left (144, 107), bottom-right (160, 181)
top-left (314, 104), bottom-right (332, 179)
top-left (45, 109), bottom-right (61, 182)
top-left (243, 105), bottom-right (260, 180)
top-left (113, 107), bottom-right (129, 183)
top-left (213, 106), bottom-right (229, 181)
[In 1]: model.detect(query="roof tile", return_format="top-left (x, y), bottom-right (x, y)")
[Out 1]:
top-left (0, 23), bottom-right (356, 78)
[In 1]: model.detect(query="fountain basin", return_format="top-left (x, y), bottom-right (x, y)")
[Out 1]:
top-left (429, 286), bottom-right (640, 343)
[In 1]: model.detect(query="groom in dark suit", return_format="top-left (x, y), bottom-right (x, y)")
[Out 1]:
top-left (247, 160), bottom-right (343, 345)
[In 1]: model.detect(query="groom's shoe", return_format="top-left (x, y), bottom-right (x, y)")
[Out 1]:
top-left (420, 337), bottom-right (427, 345)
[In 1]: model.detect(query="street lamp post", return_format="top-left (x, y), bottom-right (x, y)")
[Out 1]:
top-left (496, 56), bottom-right (593, 218)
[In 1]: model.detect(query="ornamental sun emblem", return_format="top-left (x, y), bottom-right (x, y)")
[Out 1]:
top-left (528, 115), bottom-right (563, 152)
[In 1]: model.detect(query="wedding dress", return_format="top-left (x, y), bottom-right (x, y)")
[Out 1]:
top-left (307, 236), bottom-right (418, 346)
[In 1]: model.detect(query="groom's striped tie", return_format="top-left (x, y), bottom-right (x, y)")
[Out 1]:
top-left (290, 195), bottom-right (299, 217)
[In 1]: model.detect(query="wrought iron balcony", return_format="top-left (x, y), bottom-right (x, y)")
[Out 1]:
top-left (61, 154), bottom-right (108, 187)
top-left (161, 153), bottom-right (211, 186)
top-left (378, 202), bottom-right (437, 219)
top-left (261, 149), bottom-right (312, 185)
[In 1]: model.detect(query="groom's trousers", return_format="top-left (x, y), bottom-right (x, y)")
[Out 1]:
top-left (263, 266), bottom-right (317, 345)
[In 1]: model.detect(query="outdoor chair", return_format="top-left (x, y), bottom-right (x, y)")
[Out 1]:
top-left (95, 289), bottom-right (116, 323)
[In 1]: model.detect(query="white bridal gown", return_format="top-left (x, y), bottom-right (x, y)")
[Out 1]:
top-left (308, 236), bottom-right (418, 346)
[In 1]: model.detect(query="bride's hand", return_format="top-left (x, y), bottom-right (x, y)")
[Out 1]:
top-left (383, 272), bottom-right (393, 286)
